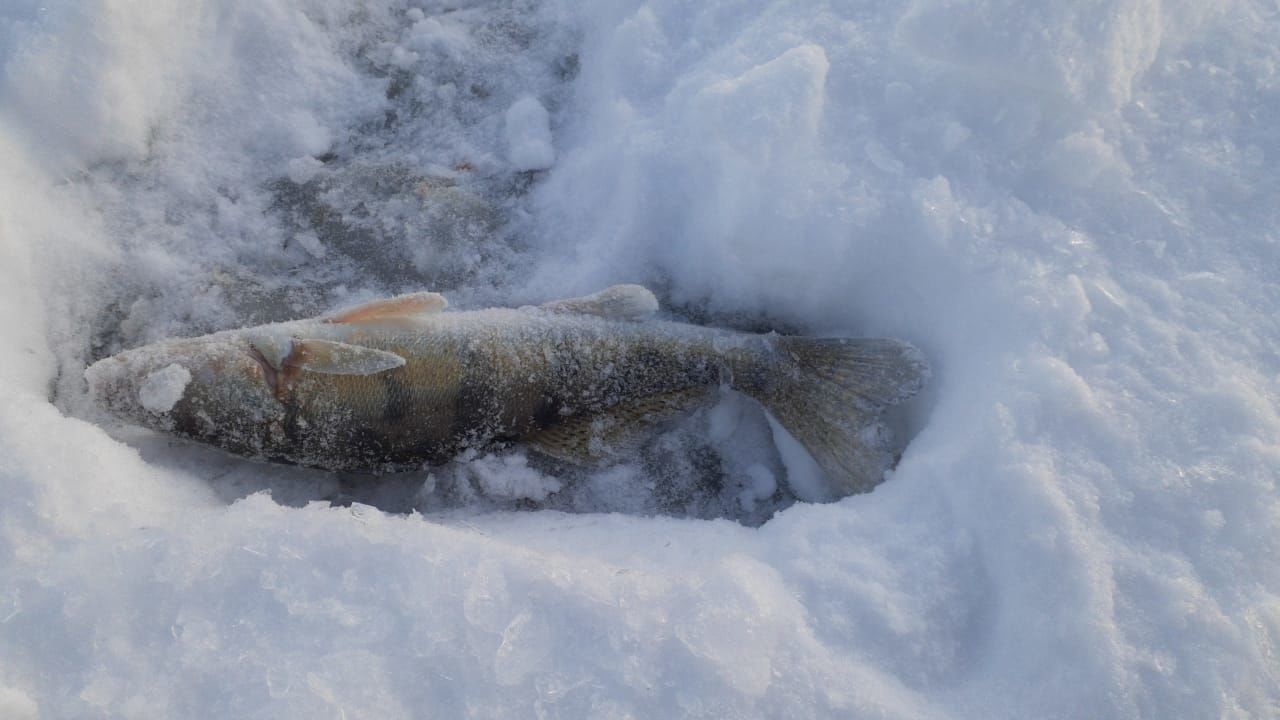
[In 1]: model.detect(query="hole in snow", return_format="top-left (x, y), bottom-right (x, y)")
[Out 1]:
top-left (57, 3), bottom-right (930, 528)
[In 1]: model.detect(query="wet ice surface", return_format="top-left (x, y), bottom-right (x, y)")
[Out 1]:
top-left (3, 0), bottom-right (1279, 718)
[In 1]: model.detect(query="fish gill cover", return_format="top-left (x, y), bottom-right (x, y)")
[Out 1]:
top-left (0, 0), bottom-right (1277, 718)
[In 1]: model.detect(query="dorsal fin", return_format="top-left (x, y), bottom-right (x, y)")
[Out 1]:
top-left (540, 284), bottom-right (659, 321)
top-left (325, 292), bottom-right (447, 325)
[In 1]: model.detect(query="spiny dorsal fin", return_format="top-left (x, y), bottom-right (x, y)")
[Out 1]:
top-left (286, 339), bottom-right (405, 376)
top-left (524, 387), bottom-right (714, 466)
top-left (540, 284), bottom-right (658, 321)
top-left (325, 292), bottom-right (447, 325)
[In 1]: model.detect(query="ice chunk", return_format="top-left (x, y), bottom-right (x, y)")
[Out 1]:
top-left (138, 363), bottom-right (191, 414)
top-left (738, 463), bottom-right (777, 511)
top-left (286, 111), bottom-right (331, 157)
top-left (467, 453), bottom-right (562, 501)
top-left (286, 155), bottom-right (323, 184)
top-left (766, 414), bottom-right (829, 503)
top-left (504, 96), bottom-right (555, 171)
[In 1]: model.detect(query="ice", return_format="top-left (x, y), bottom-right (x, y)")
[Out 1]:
top-left (2, 0), bottom-right (1279, 717)
top-left (137, 363), bottom-right (191, 414)
top-left (737, 463), bottom-right (777, 511)
top-left (766, 414), bottom-right (829, 504)
top-left (504, 95), bottom-right (556, 171)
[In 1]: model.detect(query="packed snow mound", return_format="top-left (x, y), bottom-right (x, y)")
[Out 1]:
top-left (2, 0), bottom-right (1278, 718)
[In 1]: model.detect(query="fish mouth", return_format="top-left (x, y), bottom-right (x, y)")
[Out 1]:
top-left (85, 351), bottom-right (187, 420)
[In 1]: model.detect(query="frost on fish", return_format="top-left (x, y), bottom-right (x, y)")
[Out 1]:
top-left (85, 286), bottom-right (929, 500)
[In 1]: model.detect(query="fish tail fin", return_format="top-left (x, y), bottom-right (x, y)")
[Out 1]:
top-left (739, 337), bottom-right (930, 497)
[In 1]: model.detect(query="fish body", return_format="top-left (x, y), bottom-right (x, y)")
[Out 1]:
top-left (86, 285), bottom-right (929, 496)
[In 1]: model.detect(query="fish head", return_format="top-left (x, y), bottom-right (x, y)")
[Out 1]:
top-left (85, 332), bottom-right (287, 457)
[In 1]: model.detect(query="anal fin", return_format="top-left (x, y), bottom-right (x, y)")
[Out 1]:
top-left (524, 387), bottom-right (714, 466)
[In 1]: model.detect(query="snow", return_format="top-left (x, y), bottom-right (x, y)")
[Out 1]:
top-left (0, 685), bottom-right (38, 720)
top-left (504, 95), bottom-right (556, 171)
top-left (461, 452), bottom-right (564, 502)
top-left (138, 363), bottom-right (192, 414)
top-left (2, 0), bottom-right (1279, 718)
top-left (286, 156), bottom-right (324, 185)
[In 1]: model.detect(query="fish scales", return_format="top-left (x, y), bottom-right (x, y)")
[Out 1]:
top-left (285, 310), bottom-right (733, 469)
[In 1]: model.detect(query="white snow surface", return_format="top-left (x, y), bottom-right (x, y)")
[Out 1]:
top-left (2, 1), bottom-right (1279, 718)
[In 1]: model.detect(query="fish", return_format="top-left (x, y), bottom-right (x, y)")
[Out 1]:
top-left (85, 284), bottom-right (929, 497)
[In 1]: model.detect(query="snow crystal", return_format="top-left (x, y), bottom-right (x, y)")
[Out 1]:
top-left (137, 363), bottom-right (191, 414)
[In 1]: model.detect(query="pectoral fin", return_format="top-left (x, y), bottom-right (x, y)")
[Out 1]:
top-left (326, 291), bottom-right (447, 325)
top-left (524, 387), bottom-right (714, 466)
top-left (540, 284), bottom-right (659, 321)
top-left (286, 339), bottom-right (406, 376)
